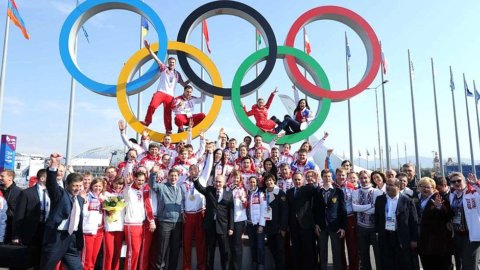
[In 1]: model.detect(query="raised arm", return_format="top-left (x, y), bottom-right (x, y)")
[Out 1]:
top-left (199, 150), bottom-right (213, 187)
top-left (144, 40), bottom-right (164, 68)
top-left (46, 153), bottom-right (63, 204)
top-left (265, 87), bottom-right (278, 109)
top-left (292, 85), bottom-right (300, 105)
top-left (193, 176), bottom-right (207, 195)
top-left (308, 132), bottom-right (329, 158)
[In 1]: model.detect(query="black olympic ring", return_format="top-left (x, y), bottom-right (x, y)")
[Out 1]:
top-left (176, 0), bottom-right (277, 100)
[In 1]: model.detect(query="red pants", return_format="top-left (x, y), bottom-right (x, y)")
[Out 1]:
top-left (103, 230), bottom-right (124, 270)
top-left (341, 215), bottom-right (359, 270)
top-left (145, 91), bottom-right (173, 131)
top-left (183, 211), bottom-right (206, 270)
top-left (174, 113), bottom-right (206, 129)
top-left (140, 220), bottom-right (159, 270)
top-left (124, 224), bottom-right (144, 270)
top-left (82, 227), bottom-right (104, 270)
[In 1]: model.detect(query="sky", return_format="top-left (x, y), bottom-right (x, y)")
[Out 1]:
top-left (1, 0), bottom-right (480, 168)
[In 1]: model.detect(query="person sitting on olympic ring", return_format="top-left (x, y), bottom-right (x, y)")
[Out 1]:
top-left (281, 85), bottom-right (314, 134)
top-left (141, 40), bottom-right (190, 133)
top-left (243, 87), bottom-right (287, 135)
top-left (172, 85), bottom-right (206, 133)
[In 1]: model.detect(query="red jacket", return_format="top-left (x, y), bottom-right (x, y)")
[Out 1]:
top-left (244, 92), bottom-right (276, 132)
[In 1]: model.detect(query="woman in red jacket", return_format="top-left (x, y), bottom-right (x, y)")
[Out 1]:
top-left (243, 87), bottom-right (285, 134)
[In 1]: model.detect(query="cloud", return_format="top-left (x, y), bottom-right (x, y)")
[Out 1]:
top-left (4, 97), bottom-right (27, 115)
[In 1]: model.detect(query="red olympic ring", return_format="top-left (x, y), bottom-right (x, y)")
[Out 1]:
top-left (284, 6), bottom-right (381, 101)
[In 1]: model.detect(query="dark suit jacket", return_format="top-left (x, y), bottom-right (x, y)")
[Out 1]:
top-left (375, 194), bottom-right (418, 249)
top-left (2, 182), bottom-right (21, 243)
top-left (43, 170), bottom-right (84, 250)
top-left (13, 185), bottom-right (45, 245)
top-left (193, 180), bottom-right (234, 234)
top-left (264, 188), bottom-right (288, 235)
top-left (286, 185), bottom-right (315, 230)
top-left (416, 192), bottom-right (453, 256)
top-left (314, 187), bottom-right (346, 232)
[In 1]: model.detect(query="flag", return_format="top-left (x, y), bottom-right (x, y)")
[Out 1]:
top-left (450, 67), bottom-right (455, 91)
top-left (474, 81), bottom-right (480, 104)
top-left (381, 51), bottom-right (388, 74)
top-left (346, 35), bottom-right (351, 62)
top-left (358, 149), bottom-right (362, 157)
top-left (7, 0), bottom-right (29, 39)
top-left (256, 29), bottom-right (262, 46)
top-left (374, 148), bottom-right (376, 155)
top-left (304, 28), bottom-right (311, 55)
top-left (202, 20), bottom-right (211, 54)
top-left (141, 17), bottom-right (149, 38)
top-left (81, 26), bottom-right (89, 43)
top-left (410, 60), bottom-right (415, 80)
top-left (464, 77), bottom-right (473, 97)
top-left (366, 149), bottom-right (370, 156)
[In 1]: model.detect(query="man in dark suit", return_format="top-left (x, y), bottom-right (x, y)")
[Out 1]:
top-left (12, 169), bottom-right (49, 269)
top-left (264, 173), bottom-right (288, 270)
top-left (0, 169), bottom-right (22, 244)
top-left (39, 153), bottom-right (85, 270)
top-left (314, 169), bottom-right (346, 270)
top-left (286, 172), bottom-right (315, 270)
top-left (193, 174), bottom-right (234, 270)
top-left (375, 177), bottom-right (418, 270)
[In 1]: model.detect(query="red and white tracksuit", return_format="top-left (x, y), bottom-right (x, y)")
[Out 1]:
top-left (123, 184), bottom-right (155, 270)
top-left (240, 168), bottom-right (260, 192)
top-left (248, 145), bottom-right (270, 160)
top-left (139, 153), bottom-right (162, 173)
top-left (82, 192), bottom-right (104, 270)
top-left (103, 191), bottom-right (125, 270)
top-left (179, 153), bottom-right (212, 270)
top-left (277, 176), bottom-right (294, 193)
top-left (172, 95), bottom-right (205, 129)
top-left (144, 64), bottom-right (185, 130)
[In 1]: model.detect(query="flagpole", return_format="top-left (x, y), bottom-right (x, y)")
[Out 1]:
top-left (200, 22), bottom-right (204, 113)
top-left (404, 143), bottom-right (407, 164)
top-left (407, 49), bottom-right (421, 178)
top-left (450, 66), bottom-right (462, 172)
top-left (345, 32), bottom-right (353, 167)
top-left (65, 0), bottom-right (81, 165)
top-left (429, 58), bottom-right (444, 176)
top-left (380, 42), bottom-right (390, 170)
top-left (397, 143), bottom-right (400, 170)
top-left (0, 15), bottom-right (11, 132)
top-left (135, 15), bottom-right (144, 143)
top-left (463, 73), bottom-right (476, 175)
top-left (474, 80), bottom-right (480, 152)
top-left (374, 148), bottom-right (377, 170)
top-left (366, 149), bottom-right (369, 169)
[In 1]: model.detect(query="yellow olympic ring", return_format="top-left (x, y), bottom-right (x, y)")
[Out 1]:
top-left (116, 41), bottom-right (223, 143)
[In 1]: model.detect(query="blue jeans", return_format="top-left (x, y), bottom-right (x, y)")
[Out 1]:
top-left (282, 115), bottom-right (301, 134)
top-left (247, 223), bottom-right (265, 266)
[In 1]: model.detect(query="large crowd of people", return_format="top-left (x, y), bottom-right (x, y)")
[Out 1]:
top-left (1, 49), bottom-right (479, 270)
top-left (0, 125), bottom-right (480, 270)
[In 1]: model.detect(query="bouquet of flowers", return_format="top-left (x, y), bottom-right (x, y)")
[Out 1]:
top-left (103, 195), bottom-right (127, 223)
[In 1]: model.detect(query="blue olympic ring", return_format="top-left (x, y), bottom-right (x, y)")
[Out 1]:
top-left (59, 0), bottom-right (168, 97)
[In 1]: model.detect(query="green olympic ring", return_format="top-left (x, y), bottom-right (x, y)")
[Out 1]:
top-left (231, 46), bottom-right (331, 144)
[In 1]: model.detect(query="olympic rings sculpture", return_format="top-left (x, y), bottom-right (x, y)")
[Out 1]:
top-left (59, 0), bottom-right (381, 143)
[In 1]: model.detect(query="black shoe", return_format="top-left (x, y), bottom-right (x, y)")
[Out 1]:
top-left (270, 116), bottom-right (281, 125)
top-left (178, 127), bottom-right (185, 133)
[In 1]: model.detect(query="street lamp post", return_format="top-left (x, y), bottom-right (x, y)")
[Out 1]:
top-left (367, 80), bottom-right (389, 172)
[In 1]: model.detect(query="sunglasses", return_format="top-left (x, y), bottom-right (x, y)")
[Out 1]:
top-left (450, 179), bottom-right (462, 184)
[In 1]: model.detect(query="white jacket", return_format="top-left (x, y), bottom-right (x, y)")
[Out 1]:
top-left (450, 185), bottom-right (480, 241)
top-left (103, 191), bottom-right (125, 232)
top-left (248, 188), bottom-right (266, 227)
top-left (83, 192), bottom-right (104, 235)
